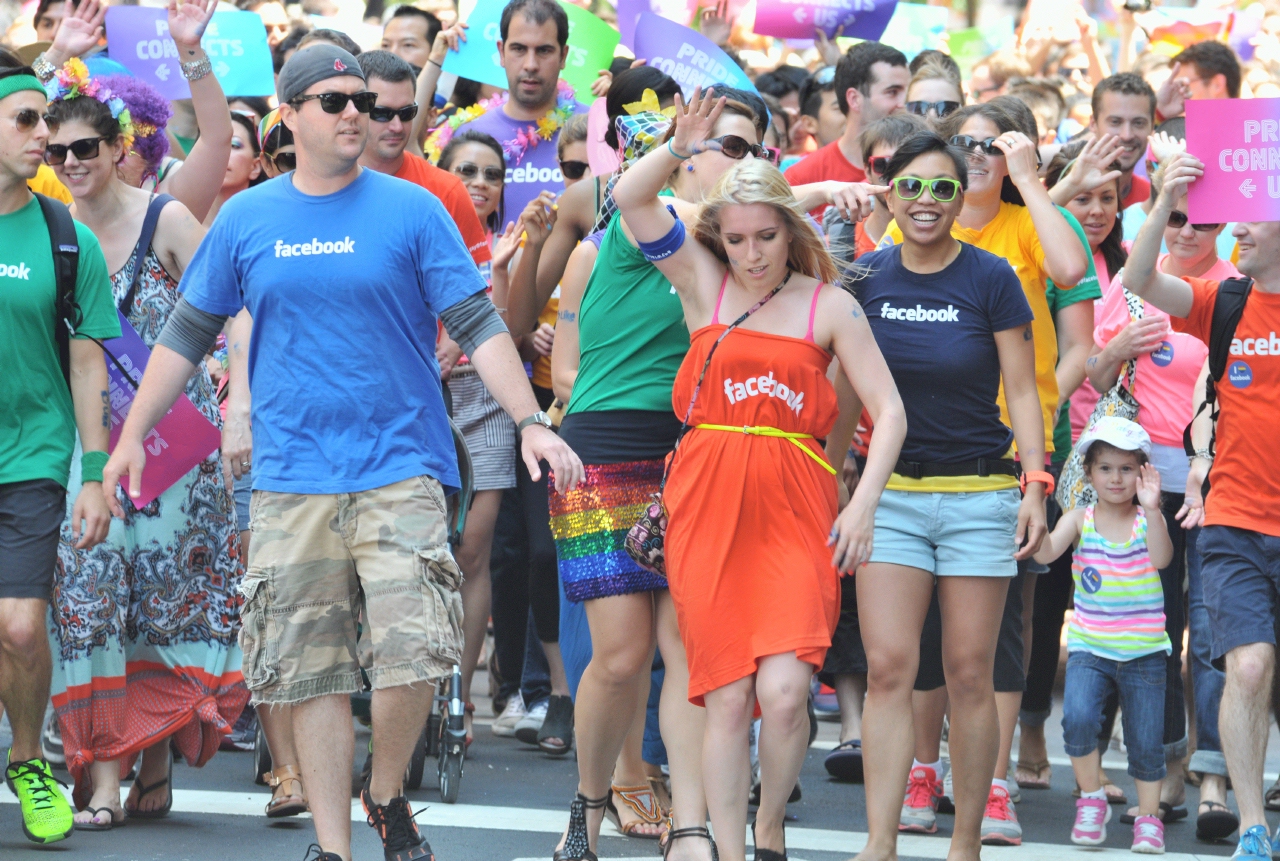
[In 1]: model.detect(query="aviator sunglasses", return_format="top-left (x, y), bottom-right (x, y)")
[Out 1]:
top-left (454, 162), bottom-right (504, 184)
top-left (1167, 210), bottom-right (1222, 232)
top-left (709, 134), bottom-right (768, 160)
top-left (289, 91), bottom-right (377, 114)
top-left (891, 176), bottom-right (961, 202)
top-left (906, 100), bottom-right (960, 118)
top-left (45, 136), bottom-right (109, 165)
top-left (369, 103), bottom-right (418, 123)
top-left (559, 159), bottom-right (588, 180)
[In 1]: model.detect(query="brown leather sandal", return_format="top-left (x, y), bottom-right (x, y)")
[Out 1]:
top-left (264, 764), bottom-right (308, 818)
top-left (605, 783), bottom-right (667, 840)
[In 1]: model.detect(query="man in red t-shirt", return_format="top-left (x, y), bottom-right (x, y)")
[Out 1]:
top-left (783, 41), bottom-right (908, 217)
top-left (1089, 74), bottom-right (1156, 209)
top-left (356, 50), bottom-right (490, 268)
top-left (1124, 152), bottom-right (1280, 858)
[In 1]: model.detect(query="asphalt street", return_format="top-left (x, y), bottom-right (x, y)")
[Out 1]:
top-left (1, 666), bottom-right (1275, 861)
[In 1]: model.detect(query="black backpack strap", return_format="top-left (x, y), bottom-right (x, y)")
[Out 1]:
top-left (34, 193), bottom-right (81, 388)
top-left (119, 193), bottom-right (175, 315)
top-left (1207, 277), bottom-right (1253, 383)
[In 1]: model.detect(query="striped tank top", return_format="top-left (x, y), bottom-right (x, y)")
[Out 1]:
top-left (1068, 506), bottom-right (1172, 661)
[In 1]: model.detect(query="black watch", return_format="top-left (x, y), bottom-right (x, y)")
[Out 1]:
top-left (517, 411), bottom-right (553, 433)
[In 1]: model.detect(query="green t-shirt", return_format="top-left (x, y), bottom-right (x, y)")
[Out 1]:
top-left (1046, 206), bottom-right (1103, 463)
top-left (1, 196), bottom-right (120, 487)
top-left (566, 208), bottom-right (691, 415)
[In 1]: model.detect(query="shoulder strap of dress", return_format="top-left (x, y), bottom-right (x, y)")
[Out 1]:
top-left (806, 282), bottom-right (823, 342)
top-left (712, 270), bottom-right (730, 325)
top-left (119, 193), bottom-right (176, 315)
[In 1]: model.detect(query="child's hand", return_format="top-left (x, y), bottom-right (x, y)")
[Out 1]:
top-left (1136, 462), bottom-right (1162, 510)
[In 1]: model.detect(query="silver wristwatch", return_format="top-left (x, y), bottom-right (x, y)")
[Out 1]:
top-left (517, 411), bottom-right (553, 433)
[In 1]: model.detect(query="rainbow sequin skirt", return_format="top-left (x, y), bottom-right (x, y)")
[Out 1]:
top-left (549, 459), bottom-right (669, 602)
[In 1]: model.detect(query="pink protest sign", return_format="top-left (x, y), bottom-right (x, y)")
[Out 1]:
top-left (587, 97), bottom-right (622, 177)
top-left (753, 0), bottom-right (895, 40)
top-left (1186, 97), bottom-right (1280, 224)
top-left (104, 312), bottom-right (222, 509)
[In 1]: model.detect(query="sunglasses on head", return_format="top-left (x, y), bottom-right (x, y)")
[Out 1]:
top-left (1167, 210), bottom-right (1221, 232)
top-left (710, 134), bottom-right (767, 161)
top-left (369, 103), bottom-right (418, 123)
top-left (891, 176), bottom-right (961, 202)
top-left (906, 100), bottom-right (960, 118)
top-left (559, 159), bottom-right (588, 180)
top-left (268, 150), bottom-right (296, 172)
top-left (289, 91), bottom-right (378, 114)
top-left (454, 162), bottom-right (504, 184)
top-left (45, 136), bottom-right (108, 166)
top-left (949, 135), bottom-right (1003, 156)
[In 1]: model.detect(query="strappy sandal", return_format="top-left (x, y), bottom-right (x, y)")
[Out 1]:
top-left (74, 805), bottom-right (127, 831)
top-left (264, 764), bottom-right (308, 818)
top-left (605, 783), bottom-right (666, 840)
top-left (553, 791), bottom-right (608, 861)
top-left (664, 823), bottom-right (719, 861)
top-left (126, 750), bottom-right (173, 820)
top-left (751, 818), bottom-right (787, 861)
top-left (1014, 758), bottom-right (1051, 789)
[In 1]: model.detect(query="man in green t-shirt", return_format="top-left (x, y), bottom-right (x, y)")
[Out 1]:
top-left (0, 53), bottom-right (119, 845)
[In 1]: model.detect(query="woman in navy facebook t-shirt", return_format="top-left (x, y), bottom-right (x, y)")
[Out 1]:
top-left (844, 132), bottom-right (1047, 861)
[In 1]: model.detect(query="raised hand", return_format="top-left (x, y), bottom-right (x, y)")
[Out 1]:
top-left (429, 20), bottom-right (468, 65)
top-left (992, 130), bottom-right (1041, 188)
top-left (813, 25), bottom-right (844, 67)
top-left (47, 0), bottom-right (106, 67)
top-left (1158, 150), bottom-right (1206, 203)
top-left (1148, 130), bottom-right (1186, 166)
top-left (1136, 462), bottom-right (1162, 510)
top-left (492, 220), bottom-right (523, 270)
top-left (1070, 133), bottom-right (1126, 193)
top-left (1156, 61), bottom-right (1193, 121)
top-left (829, 181), bottom-right (890, 224)
top-left (168, 0), bottom-right (217, 50)
top-left (519, 191), bottom-right (558, 247)
top-left (700, 8), bottom-right (730, 47)
top-left (671, 88), bottom-right (727, 159)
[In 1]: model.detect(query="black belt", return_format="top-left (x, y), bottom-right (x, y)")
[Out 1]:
top-left (894, 458), bottom-right (1019, 480)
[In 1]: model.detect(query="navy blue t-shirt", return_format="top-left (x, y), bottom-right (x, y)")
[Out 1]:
top-left (181, 169), bottom-right (486, 494)
top-left (855, 243), bottom-right (1034, 464)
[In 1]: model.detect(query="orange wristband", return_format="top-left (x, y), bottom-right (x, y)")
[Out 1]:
top-left (1020, 470), bottom-right (1055, 494)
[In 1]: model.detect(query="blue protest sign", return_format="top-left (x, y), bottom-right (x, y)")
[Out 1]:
top-left (440, 0), bottom-right (508, 90)
top-left (105, 7), bottom-right (273, 100)
top-left (632, 13), bottom-right (757, 97)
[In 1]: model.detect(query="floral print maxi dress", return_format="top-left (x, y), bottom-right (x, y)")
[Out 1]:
top-left (49, 242), bottom-right (248, 801)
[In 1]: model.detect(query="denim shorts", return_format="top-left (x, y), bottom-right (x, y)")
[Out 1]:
top-left (233, 470), bottom-right (252, 533)
top-left (870, 488), bottom-right (1021, 578)
top-left (1062, 650), bottom-right (1167, 782)
top-left (1198, 525), bottom-right (1280, 669)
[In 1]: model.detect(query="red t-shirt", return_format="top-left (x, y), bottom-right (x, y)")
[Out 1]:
top-left (395, 153), bottom-right (492, 267)
top-left (1123, 174), bottom-right (1151, 209)
top-left (1172, 277), bottom-right (1280, 536)
top-left (783, 141), bottom-right (866, 220)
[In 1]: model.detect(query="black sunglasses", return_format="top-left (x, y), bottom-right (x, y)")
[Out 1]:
top-left (906, 100), bottom-right (961, 118)
top-left (369, 103), bottom-right (418, 123)
top-left (1167, 210), bottom-right (1221, 232)
top-left (891, 176), bottom-right (961, 202)
top-left (45, 136), bottom-right (108, 165)
top-left (454, 162), bottom-right (504, 184)
top-left (268, 150), bottom-right (296, 172)
top-left (711, 134), bottom-right (767, 161)
top-left (289, 91), bottom-right (377, 114)
top-left (559, 159), bottom-right (588, 180)
top-left (949, 135), bottom-right (1003, 156)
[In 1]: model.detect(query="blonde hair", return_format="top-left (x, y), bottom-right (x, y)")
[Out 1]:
top-left (557, 113), bottom-right (589, 159)
top-left (694, 158), bottom-right (840, 285)
top-left (909, 58), bottom-right (963, 97)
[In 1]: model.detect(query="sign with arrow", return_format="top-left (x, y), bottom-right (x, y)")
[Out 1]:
top-left (1186, 97), bottom-right (1280, 223)
top-left (752, 0), bottom-right (896, 41)
top-left (105, 7), bottom-right (273, 101)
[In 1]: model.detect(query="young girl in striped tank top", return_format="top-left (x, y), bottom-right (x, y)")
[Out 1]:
top-left (1034, 417), bottom-right (1174, 855)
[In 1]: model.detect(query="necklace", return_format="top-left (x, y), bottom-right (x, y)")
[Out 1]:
top-left (425, 80), bottom-right (576, 166)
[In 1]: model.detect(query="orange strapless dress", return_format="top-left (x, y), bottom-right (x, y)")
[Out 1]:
top-left (664, 284), bottom-right (841, 705)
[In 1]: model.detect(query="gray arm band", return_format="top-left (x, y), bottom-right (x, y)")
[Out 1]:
top-left (439, 290), bottom-right (509, 355)
top-left (156, 296), bottom-right (228, 364)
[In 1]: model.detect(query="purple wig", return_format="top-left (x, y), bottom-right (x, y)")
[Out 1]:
top-left (100, 74), bottom-right (172, 169)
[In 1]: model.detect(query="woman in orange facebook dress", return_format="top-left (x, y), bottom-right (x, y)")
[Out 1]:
top-left (612, 88), bottom-right (907, 861)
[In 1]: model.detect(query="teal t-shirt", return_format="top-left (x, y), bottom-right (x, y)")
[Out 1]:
top-left (0, 196), bottom-right (120, 487)
top-left (1046, 206), bottom-right (1103, 463)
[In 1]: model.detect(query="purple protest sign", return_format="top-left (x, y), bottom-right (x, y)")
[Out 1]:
top-left (632, 13), bottom-right (757, 96)
top-left (617, 0), bottom-right (698, 48)
top-left (104, 313), bottom-right (222, 509)
top-left (753, 0), bottom-right (896, 40)
top-left (1186, 98), bottom-right (1280, 224)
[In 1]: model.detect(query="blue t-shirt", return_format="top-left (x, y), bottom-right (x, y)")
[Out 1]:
top-left (856, 243), bottom-right (1035, 464)
top-left (181, 169), bottom-right (485, 494)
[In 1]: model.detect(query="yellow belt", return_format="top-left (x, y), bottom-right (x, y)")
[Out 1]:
top-left (693, 424), bottom-right (837, 475)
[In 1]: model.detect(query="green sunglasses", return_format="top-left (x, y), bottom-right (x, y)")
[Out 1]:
top-left (891, 176), bottom-right (961, 202)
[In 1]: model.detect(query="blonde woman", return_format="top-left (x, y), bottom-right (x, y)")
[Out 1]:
top-left (611, 88), bottom-right (907, 861)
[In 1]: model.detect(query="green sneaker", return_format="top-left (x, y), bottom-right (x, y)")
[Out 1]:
top-left (5, 751), bottom-right (74, 844)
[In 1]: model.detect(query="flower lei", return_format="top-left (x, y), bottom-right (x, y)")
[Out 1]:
top-left (425, 79), bottom-right (576, 166)
top-left (45, 58), bottom-right (135, 150)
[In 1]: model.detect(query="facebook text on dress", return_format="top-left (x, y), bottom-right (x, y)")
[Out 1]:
top-left (723, 372), bottom-right (806, 415)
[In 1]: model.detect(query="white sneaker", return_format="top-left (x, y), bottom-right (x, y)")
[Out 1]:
top-left (491, 693), bottom-right (527, 737)
top-left (514, 698), bottom-right (548, 745)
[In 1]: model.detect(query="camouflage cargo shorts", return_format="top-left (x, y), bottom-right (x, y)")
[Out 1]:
top-left (239, 475), bottom-right (464, 704)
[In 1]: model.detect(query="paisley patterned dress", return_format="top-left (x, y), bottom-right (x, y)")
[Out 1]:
top-left (48, 237), bottom-right (248, 800)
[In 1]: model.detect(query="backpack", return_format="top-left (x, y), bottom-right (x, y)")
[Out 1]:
top-left (1182, 276), bottom-right (1254, 495)
top-left (34, 193), bottom-right (80, 388)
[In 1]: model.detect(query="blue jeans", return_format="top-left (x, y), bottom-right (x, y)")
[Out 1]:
top-left (1185, 523), bottom-right (1228, 777)
top-left (1062, 651), bottom-right (1167, 782)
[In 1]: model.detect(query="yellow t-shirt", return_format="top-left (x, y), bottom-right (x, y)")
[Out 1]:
top-left (530, 291), bottom-right (558, 391)
top-left (27, 164), bottom-right (72, 204)
top-left (885, 202), bottom-right (1058, 455)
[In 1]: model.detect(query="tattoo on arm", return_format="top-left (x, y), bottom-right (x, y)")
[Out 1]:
top-left (557, 310), bottom-right (576, 322)
top-left (100, 390), bottom-right (110, 428)
top-left (1022, 326), bottom-right (1033, 342)
top-left (1086, 356), bottom-right (1097, 369)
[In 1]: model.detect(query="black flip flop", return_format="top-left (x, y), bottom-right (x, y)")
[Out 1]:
top-left (1122, 800), bottom-right (1188, 825)
top-left (127, 752), bottom-right (173, 820)
top-left (823, 739), bottom-right (863, 782)
top-left (1196, 801), bottom-right (1240, 841)
top-left (75, 806), bottom-right (127, 831)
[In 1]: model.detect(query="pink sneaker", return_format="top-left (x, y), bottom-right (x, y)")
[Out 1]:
top-left (1072, 796), bottom-right (1111, 845)
top-left (898, 766), bottom-right (942, 833)
top-left (1132, 814), bottom-right (1165, 854)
